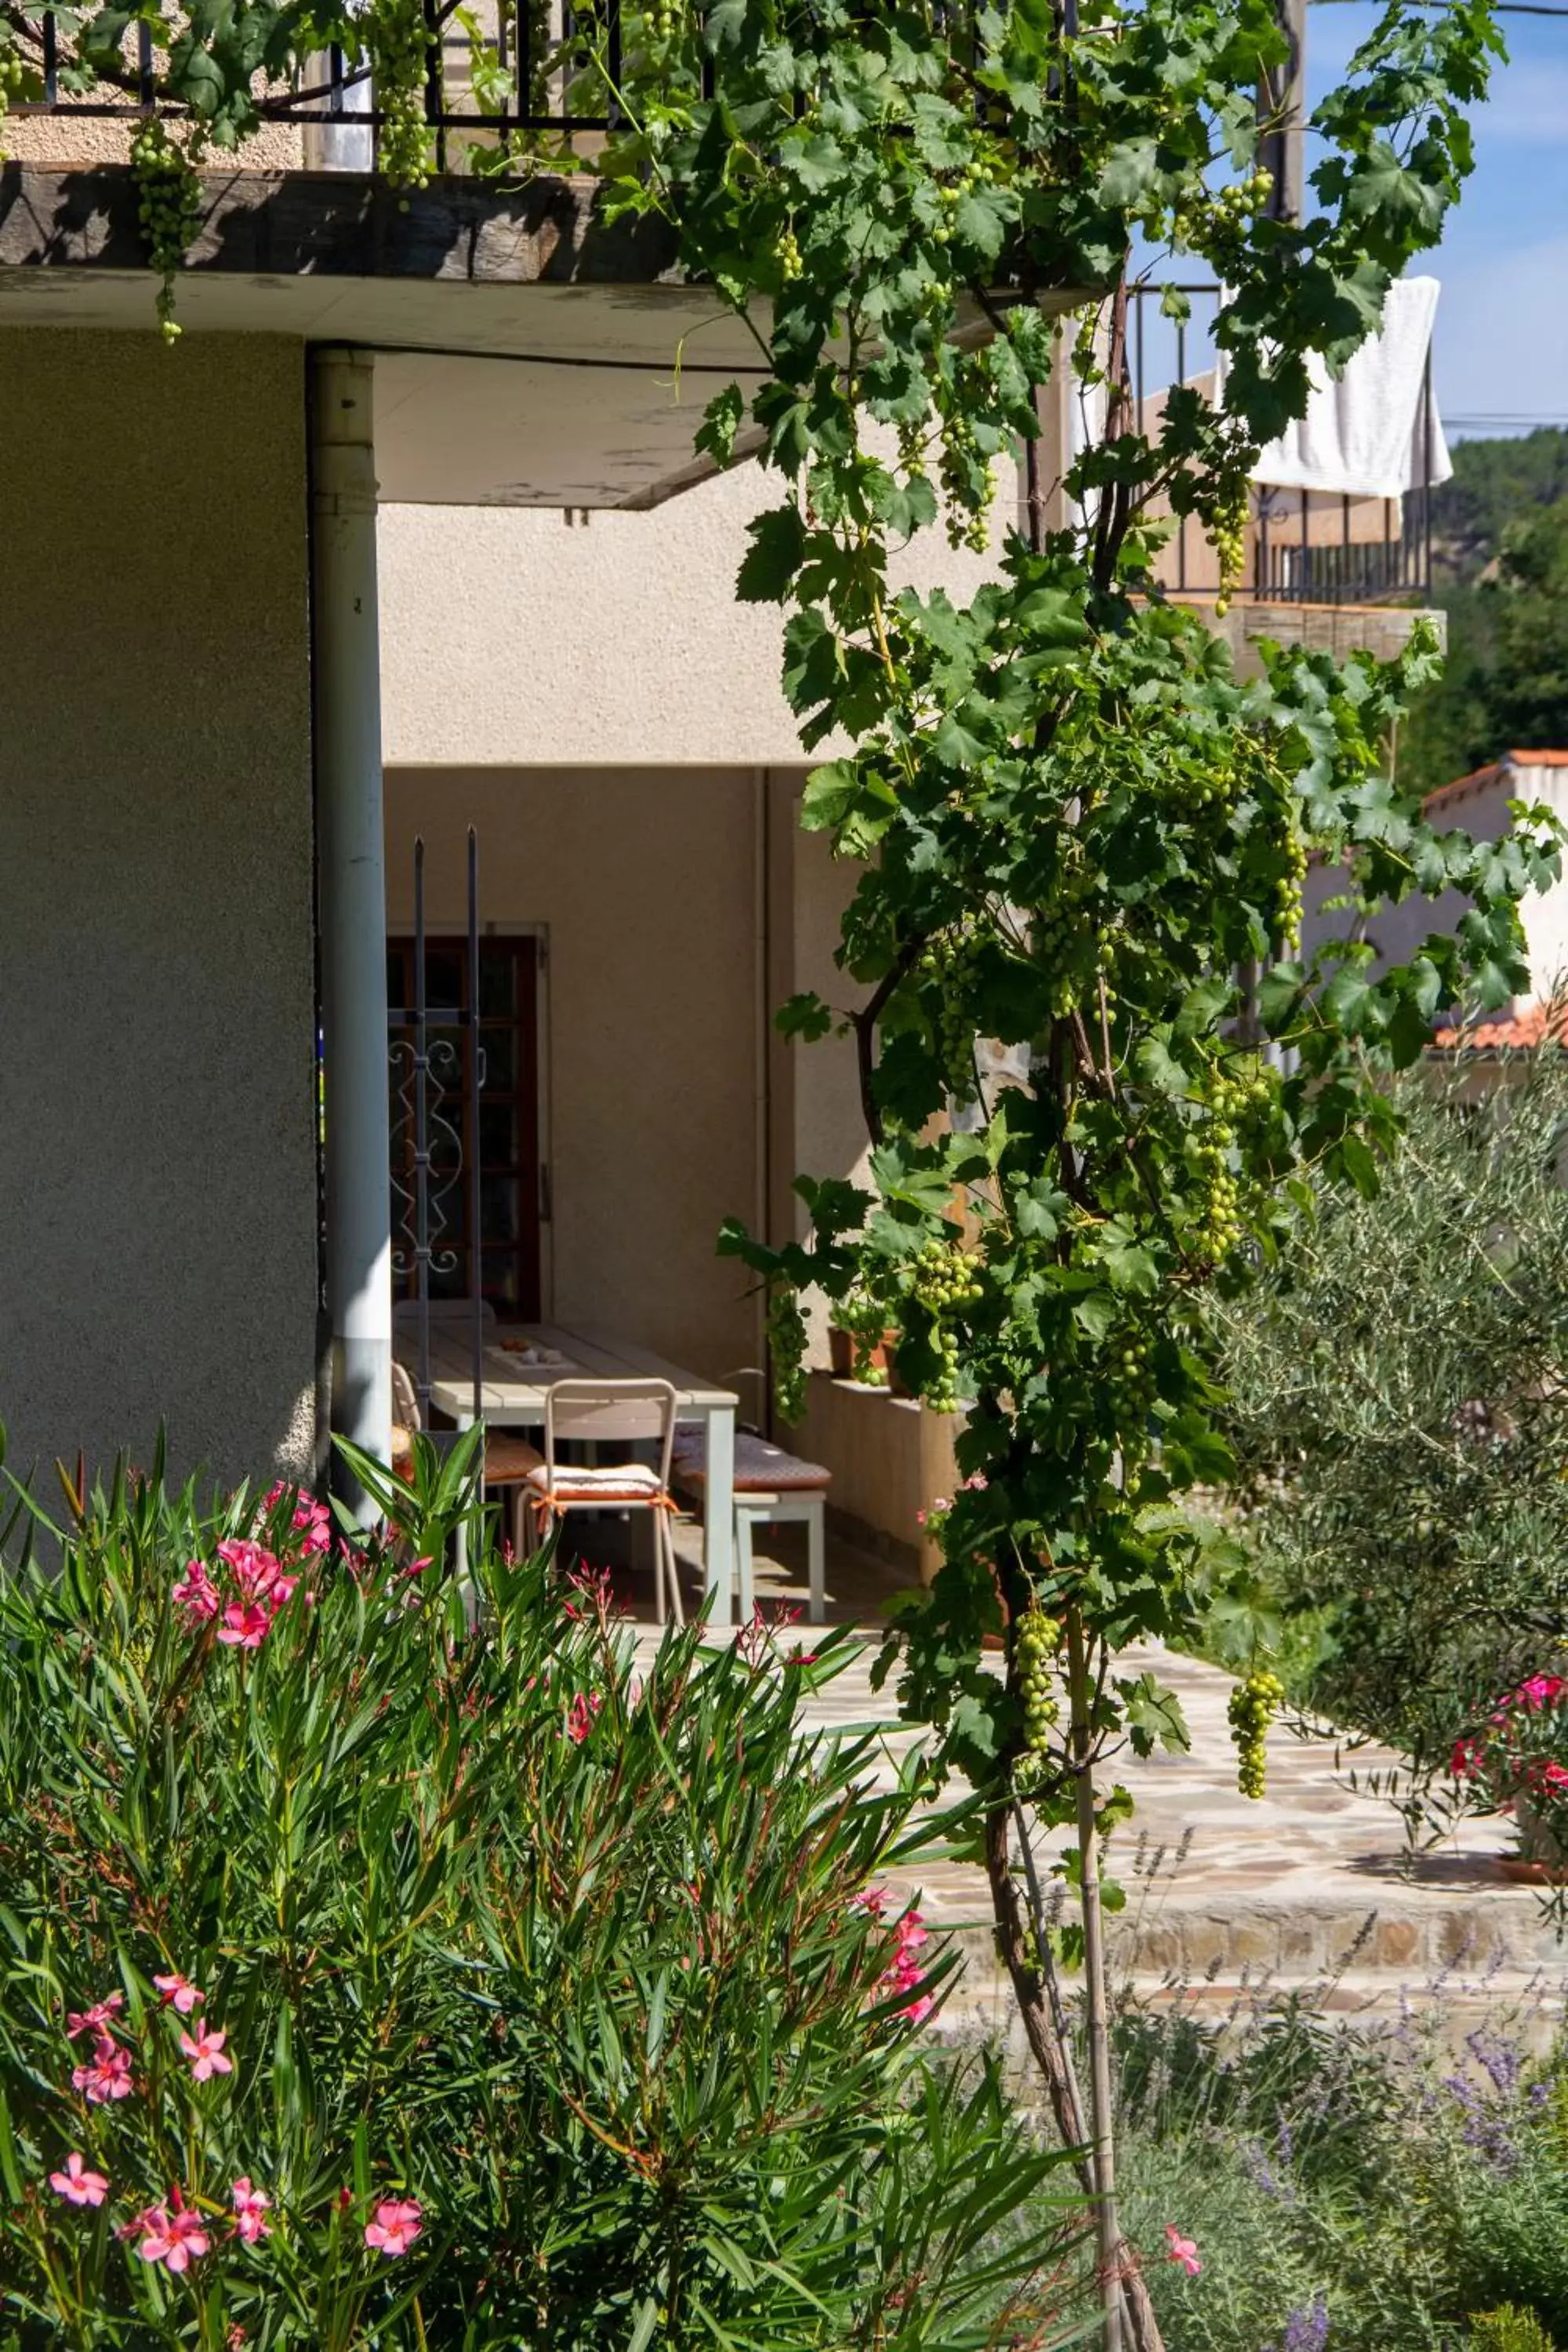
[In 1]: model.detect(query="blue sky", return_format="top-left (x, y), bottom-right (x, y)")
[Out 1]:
top-left (1306, 2), bottom-right (1568, 436)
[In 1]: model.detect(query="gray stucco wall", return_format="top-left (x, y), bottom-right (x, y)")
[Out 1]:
top-left (0, 330), bottom-right (318, 1495)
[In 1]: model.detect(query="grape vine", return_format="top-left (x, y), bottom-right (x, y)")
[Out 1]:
top-left (626, 5), bottom-right (1536, 2343)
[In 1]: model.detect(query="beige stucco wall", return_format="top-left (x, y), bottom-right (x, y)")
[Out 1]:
top-left (0, 328), bottom-right (318, 1492)
top-left (378, 449), bottom-right (1009, 769)
top-left (386, 766), bottom-right (763, 1383)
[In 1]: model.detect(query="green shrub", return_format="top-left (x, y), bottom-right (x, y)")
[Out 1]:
top-left (1101, 1974), bottom-right (1568, 2352)
top-left (0, 1440), bottom-right (1080, 2348)
top-left (1470, 2307), bottom-right (1558, 2352)
top-left (1207, 1048), bottom-right (1568, 1814)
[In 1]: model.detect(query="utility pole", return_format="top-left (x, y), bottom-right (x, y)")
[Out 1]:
top-left (1259, 0), bottom-right (1306, 226)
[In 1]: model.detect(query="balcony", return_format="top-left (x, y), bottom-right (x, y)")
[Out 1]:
top-left (0, 3), bottom-right (749, 506)
top-left (1126, 281), bottom-right (1446, 668)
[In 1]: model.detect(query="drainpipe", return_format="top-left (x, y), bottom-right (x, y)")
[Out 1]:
top-left (310, 344), bottom-right (393, 1508)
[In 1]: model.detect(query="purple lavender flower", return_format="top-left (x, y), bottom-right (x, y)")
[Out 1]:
top-left (1241, 2133), bottom-right (1298, 2205)
top-left (1262, 2296), bottom-right (1330, 2352)
top-left (1283, 2299), bottom-right (1330, 2352)
top-left (1467, 2026), bottom-right (1523, 2100)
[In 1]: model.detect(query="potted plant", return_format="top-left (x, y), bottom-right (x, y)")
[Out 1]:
top-left (829, 1288), bottom-right (896, 1387)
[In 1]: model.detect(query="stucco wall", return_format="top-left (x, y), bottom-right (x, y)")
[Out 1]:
top-left (0, 329), bottom-right (318, 1492)
top-left (385, 766), bottom-right (763, 1383)
top-left (377, 450), bottom-right (1009, 769)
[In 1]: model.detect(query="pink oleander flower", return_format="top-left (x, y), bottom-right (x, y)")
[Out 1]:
top-left (1520, 1674), bottom-right (1567, 1711)
top-left (855, 1895), bottom-right (934, 2023)
top-left (217, 1537), bottom-right (281, 1600)
top-left (1165, 2225), bottom-right (1202, 2278)
top-left (138, 2193), bottom-right (210, 2274)
top-left (364, 2197), bottom-right (423, 2256)
top-left (49, 2151), bottom-right (108, 2206)
top-left (118, 2204), bottom-right (165, 2244)
top-left (72, 2035), bottom-right (133, 2104)
top-left (180, 2024), bottom-right (233, 2083)
top-left (564, 1692), bottom-right (603, 1747)
top-left (154, 1972), bottom-right (204, 2015)
top-left (265, 1483), bottom-right (332, 1555)
top-left (217, 1602), bottom-right (273, 1650)
top-left (172, 1561), bottom-right (220, 1622)
top-left (230, 2178), bottom-right (271, 2245)
top-left (66, 1993), bottom-right (125, 2039)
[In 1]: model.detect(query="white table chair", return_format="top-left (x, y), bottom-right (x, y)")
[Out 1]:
top-left (524, 1378), bottom-right (686, 1625)
top-left (391, 1356), bottom-right (543, 1553)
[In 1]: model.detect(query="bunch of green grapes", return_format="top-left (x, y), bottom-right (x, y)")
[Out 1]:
top-left (1170, 163), bottom-right (1274, 255)
top-left (935, 406), bottom-right (996, 553)
top-left (1111, 1323), bottom-right (1156, 1427)
top-left (0, 33), bottom-right (31, 151)
top-left (130, 122), bottom-right (204, 346)
top-left (767, 1289), bottom-right (808, 1426)
top-left (911, 1239), bottom-right (981, 1413)
top-left (1034, 887), bottom-right (1093, 1018)
top-left (1210, 477), bottom-right (1250, 618)
top-left (917, 924), bottom-right (982, 1093)
top-left (1228, 1668), bottom-right (1285, 1798)
top-left (837, 1286), bottom-right (889, 1386)
top-left (1189, 1112), bottom-right (1241, 1266)
top-left (1272, 809), bottom-right (1308, 949)
top-left (897, 415), bottom-right (931, 487)
top-left (1014, 1606), bottom-right (1062, 1755)
top-left (775, 223), bottom-right (803, 282)
top-left (366, 0), bottom-right (433, 191)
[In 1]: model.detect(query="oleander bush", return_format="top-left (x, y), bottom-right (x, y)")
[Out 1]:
top-left (0, 1438), bottom-right (1081, 2350)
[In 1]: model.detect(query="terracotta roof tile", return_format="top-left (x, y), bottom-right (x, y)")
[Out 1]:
top-left (1432, 1001), bottom-right (1568, 1054)
top-left (1424, 750), bottom-right (1568, 815)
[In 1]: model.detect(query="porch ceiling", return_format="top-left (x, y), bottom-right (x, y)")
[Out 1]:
top-left (0, 163), bottom-right (1088, 508)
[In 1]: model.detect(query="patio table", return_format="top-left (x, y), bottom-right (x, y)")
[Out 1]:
top-left (408, 1320), bottom-right (739, 1625)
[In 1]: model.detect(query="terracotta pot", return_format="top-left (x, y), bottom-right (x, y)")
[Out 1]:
top-left (1512, 1797), bottom-right (1568, 1874)
top-left (828, 1327), bottom-right (901, 1385)
top-left (1498, 1854), bottom-right (1568, 1886)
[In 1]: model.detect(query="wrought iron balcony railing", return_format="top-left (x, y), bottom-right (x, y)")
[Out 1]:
top-left (12, 0), bottom-right (675, 156)
top-left (1127, 281), bottom-right (1436, 609)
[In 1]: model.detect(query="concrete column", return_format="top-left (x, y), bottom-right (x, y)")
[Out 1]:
top-left (311, 344), bottom-right (392, 1504)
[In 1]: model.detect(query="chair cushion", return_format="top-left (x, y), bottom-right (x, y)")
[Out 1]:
top-left (483, 1433), bottom-right (545, 1484)
top-left (670, 1430), bottom-right (831, 1494)
top-left (525, 1462), bottom-right (671, 1507)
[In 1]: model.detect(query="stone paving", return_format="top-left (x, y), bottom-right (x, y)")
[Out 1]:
top-left (639, 1516), bottom-right (1568, 2012)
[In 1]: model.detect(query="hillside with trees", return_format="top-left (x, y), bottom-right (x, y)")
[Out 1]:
top-left (1400, 428), bottom-right (1568, 793)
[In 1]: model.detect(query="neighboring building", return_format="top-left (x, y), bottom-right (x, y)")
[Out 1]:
top-left (1300, 752), bottom-right (1568, 1059)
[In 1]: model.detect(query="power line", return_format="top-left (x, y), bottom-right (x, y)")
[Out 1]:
top-left (1310, 0), bottom-right (1568, 15)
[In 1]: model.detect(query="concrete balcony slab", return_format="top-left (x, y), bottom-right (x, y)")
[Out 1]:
top-left (0, 162), bottom-right (1090, 508)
